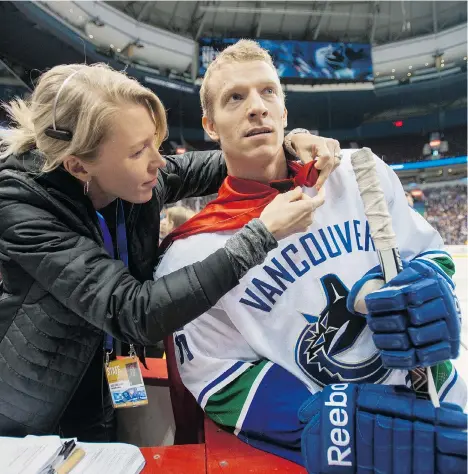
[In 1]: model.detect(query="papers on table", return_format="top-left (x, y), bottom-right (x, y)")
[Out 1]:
top-left (0, 435), bottom-right (145, 474)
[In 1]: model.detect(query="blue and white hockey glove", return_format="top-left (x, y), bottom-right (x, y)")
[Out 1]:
top-left (347, 260), bottom-right (461, 369)
top-left (299, 383), bottom-right (467, 474)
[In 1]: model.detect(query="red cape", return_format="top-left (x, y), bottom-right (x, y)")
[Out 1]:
top-left (160, 160), bottom-right (318, 251)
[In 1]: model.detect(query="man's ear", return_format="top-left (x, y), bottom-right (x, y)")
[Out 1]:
top-left (62, 155), bottom-right (93, 183)
top-left (283, 107), bottom-right (288, 129)
top-left (202, 116), bottom-right (220, 142)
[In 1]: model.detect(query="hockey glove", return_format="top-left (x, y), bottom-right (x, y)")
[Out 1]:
top-left (347, 260), bottom-right (461, 369)
top-left (299, 383), bottom-right (467, 474)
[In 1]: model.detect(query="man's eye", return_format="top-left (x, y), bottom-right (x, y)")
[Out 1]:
top-left (264, 87), bottom-right (275, 94)
top-left (230, 93), bottom-right (243, 101)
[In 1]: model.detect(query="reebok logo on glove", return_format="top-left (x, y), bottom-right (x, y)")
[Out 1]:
top-left (299, 383), bottom-right (467, 474)
top-left (324, 383), bottom-right (352, 468)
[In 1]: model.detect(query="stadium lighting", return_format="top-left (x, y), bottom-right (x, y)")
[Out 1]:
top-left (464, 57), bottom-right (467, 61)
top-left (391, 69), bottom-right (395, 72)
top-left (407, 72), bottom-right (411, 76)
top-left (89, 34), bottom-right (94, 39)
top-left (391, 76), bottom-right (395, 79)
top-left (425, 63), bottom-right (429, 66)
top-left (69, 9), bottom-right (73, 13)
top-left (376, 72), bottom-right (379, 76)
top-left (117, 48), bottom-right (121, 53)
top-left (110, 44), bottom-right (114, 49)
top-left (441, 64), bottom-right (445, 67)
top-left (408, 65), bottom-right (412, 69)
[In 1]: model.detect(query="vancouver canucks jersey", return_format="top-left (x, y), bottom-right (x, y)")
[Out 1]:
top-left (154, 151), bottom-right (465, 464)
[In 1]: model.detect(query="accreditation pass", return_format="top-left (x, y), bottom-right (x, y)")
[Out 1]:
top-left (105, 357), bottom-right (148, 408)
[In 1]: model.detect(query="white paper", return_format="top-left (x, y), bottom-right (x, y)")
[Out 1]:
top-left (0, 437), bottom-right (145, 474)
top-left (71, 442), bottom-right (145, 474)
top-left (0, 436), bottom-right (62, 474)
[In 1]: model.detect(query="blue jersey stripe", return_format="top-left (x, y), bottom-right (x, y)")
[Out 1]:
top-left (236, 363), bottom-right (311, 463)
top-left (440, 369), bottom-right (458, 402)
top-left (417, 250), bottom-right (452, 259)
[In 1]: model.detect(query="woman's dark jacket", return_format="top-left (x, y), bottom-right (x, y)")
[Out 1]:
top-left (0, 150), bottom-right (236, 436)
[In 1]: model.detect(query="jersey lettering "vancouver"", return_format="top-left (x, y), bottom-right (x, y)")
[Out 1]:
top-left (240, 219), bottom-right (375, 313)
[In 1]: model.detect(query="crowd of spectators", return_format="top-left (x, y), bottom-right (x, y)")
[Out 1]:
top-left (425, 184), bottom-right (467, 245)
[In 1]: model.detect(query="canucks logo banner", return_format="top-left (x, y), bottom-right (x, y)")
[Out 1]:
top-left (295, 274), bottom-right (391, 386)
top-left (199, 38), bottom-right (373, 82)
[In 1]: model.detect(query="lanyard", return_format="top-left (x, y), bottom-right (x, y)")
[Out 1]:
top-left (97, 200), bottom-right (129, 355)
top-left (97, 200), bottom-right (129, 266)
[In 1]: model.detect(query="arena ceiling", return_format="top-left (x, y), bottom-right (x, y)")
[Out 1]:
top-left (106, 1), bottom-right (467, 45)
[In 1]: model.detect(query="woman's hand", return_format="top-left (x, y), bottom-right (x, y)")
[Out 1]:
top-left (288, 133), bottom-right (342, 190)
top-left (260, 186), bottom-right (325, 241)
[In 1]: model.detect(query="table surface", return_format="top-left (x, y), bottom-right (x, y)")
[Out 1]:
top-left (140, 444), bottom-right (206, 473)
top-left (204, 418), bottom-right (306, 474)
top-left (139, 421), bottom-right (306, 474)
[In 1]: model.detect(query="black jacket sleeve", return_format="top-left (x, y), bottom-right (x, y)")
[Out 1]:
top-left (162, 150), bottom-right (227, 204)
top-left (0, 200), bottom-right (238, 346)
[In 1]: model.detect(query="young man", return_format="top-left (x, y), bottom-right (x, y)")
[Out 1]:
top-left (155, 41), bottom-right (466, 473)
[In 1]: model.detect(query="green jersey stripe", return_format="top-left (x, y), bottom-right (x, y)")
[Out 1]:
top-left (431, 360), bottom-right (455, 393)
top-left (432, 255), bottom-right (456, 278)
top-left (204, 359), bottom-right (270, 428)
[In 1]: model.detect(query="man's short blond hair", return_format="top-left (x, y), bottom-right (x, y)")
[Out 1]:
top-left (200, 39), bottom-right (284, 120)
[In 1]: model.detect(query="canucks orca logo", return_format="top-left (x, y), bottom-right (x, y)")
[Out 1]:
top-left (295, 274), bottom-right (391, 387)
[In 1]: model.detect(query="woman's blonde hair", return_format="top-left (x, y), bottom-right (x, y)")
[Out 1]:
top-left (0, 63), bottom-right (167, 172)
top-left (200, 39), bottom-right (284, 121)
top-left (166, 206), bottom-right (196, 229)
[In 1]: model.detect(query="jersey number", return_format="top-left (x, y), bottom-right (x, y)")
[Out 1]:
top-left (175, 333), bottom-right (194, 365)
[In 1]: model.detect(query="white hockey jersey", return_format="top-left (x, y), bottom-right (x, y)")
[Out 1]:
top-left (155, 151), bottom-right (465, 463)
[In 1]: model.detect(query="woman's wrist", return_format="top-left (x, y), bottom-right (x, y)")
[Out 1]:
top-left (224, 218), bottom-right (278, 280)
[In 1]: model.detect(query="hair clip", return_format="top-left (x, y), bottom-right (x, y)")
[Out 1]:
top-left (45, 69), bottom-right (81, 142)
top-left (44, 127), bottom-right (73, 141)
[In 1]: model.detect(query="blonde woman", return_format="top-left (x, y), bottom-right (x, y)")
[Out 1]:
top-left (0, 63), bottom-right (340, 440)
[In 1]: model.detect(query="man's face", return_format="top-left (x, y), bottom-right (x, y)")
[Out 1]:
top-left (202, 60), bottom-right (287, 173)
